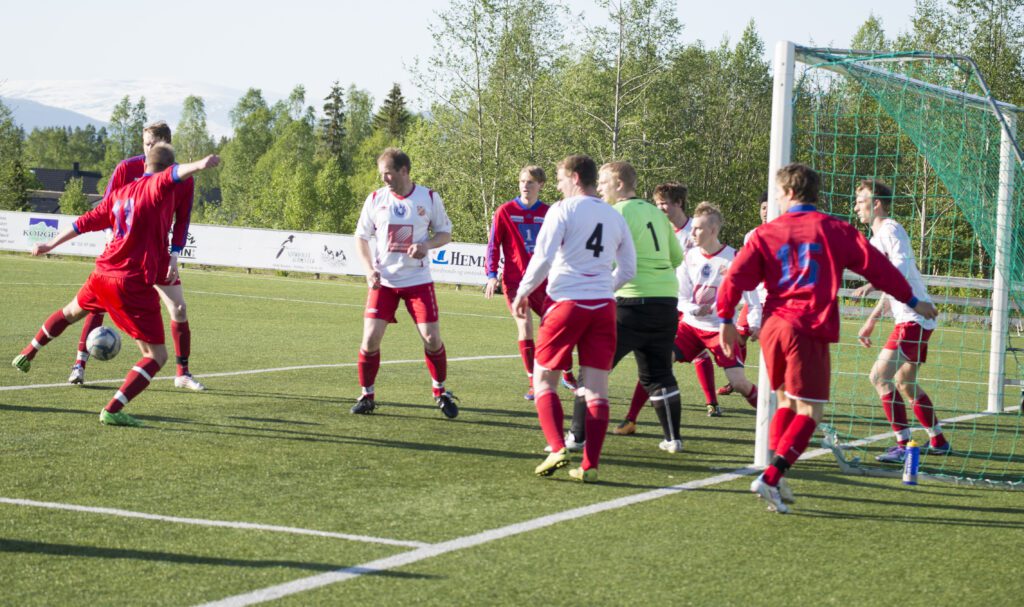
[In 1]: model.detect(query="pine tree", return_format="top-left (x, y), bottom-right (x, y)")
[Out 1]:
top-left (320, 81), bottom-right (347, 164)
top-left (372, 83), bottom-right (411, 139)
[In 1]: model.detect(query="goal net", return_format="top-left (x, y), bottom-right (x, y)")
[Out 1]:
top-left (765, 44), bottom-right (1024, 488)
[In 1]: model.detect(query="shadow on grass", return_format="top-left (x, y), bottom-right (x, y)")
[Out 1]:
top-left (0, 538), bottom-right (434, 577)
top-left (0, 403), bottom-right (94, 416)
top-left (0, 401), bottom-right (743, 474)
top-left (793, 508), bottom-right (1024, 528)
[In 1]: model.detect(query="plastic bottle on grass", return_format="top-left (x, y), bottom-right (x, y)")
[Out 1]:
top-left (902, 440), bottom-right (920, 486)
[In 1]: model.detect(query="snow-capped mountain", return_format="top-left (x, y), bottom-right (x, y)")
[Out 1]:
top-left (1, 97), bottom-right (106, 131)
top-left (0, 79), bottom-right (269, 138)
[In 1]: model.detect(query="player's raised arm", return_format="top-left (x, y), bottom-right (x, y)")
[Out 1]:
top-left (845, 225), bottom-right (936, 319)
top-left (173, 154), bottom-right (220, 181)
top-left (716, 234), bottom-right (766, 322)
top-left (32, 226), bottom-right (79, 255)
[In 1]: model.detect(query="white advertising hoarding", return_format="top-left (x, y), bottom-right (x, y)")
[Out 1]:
top-left (0, 211), bottom-right (492, 286)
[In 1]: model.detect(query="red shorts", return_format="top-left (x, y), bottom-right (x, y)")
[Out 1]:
top-left (884, 322), bottom-right (932, 364)
top-left (365, 282), bottom-right (439, 324)
top-left (504, 280), bottom-right (550, 317)
top-left (76, 273), bottom-right (165, 344)
top-left (760, 315), bottom-right (830, 402)
top-left (535, 299), bottom-right (616, 371)
top-left (674, 321), bottom-right (741, 368)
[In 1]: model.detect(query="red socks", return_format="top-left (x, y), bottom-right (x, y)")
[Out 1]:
top-left (75, 312), bottom-right (105, 366)
top-left (358, 349), bottom-right (381, 397)
top-left (535, 390), bottom-right (565, 451)
top-left (768, 406), bottom-right (796, 452)
top-left (581, 399), bottom-right (610, 471)
top-left (764, 413), bottom-right (817, 485)
top-left (425, 344), bottom-right (447, 397)
top-left (744, 384), bottom-right (758, 409)
top-left (518, 340), bottom-right (535, 376)
top-left (881, 390), bottom-right (910, 445)
top-left (105, 357), bottom-right (162, 413)
top-left (912, 393), bottom-right (948, 448)
top-left (693, 354), bottom-right (716, 404)
top-left (625, 381), bottom-right (648, 422)
top-left (22, 309), bottom-right (71, 360)
top-left (171, 321), bottom-right (191, 375)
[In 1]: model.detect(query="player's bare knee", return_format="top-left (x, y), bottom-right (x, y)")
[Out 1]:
top-left (169, 302), bottom-right (187, 322)
top-left (423, 335), bottom-right (443, 352)
top-left (62, 303), bottom-right (87, 323)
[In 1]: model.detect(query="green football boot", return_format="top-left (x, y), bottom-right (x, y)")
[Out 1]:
top-left (11, 354), bottom-right (31, 373)
top-left (99, 409), bottom-right (143, 427)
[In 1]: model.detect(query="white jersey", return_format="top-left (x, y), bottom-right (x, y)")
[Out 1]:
top-left (355, 183), bottom-right (453, 288)
top-left (870, 218), bottom-right (936, 330)
top-left (742, 227), bottom-right (768, 329)
top-left (673, 218), bottom-right (695, 301)
top-left (680, 244), bottom-right (760, 331)
top-left (517, 195), bottom-right (636, 302)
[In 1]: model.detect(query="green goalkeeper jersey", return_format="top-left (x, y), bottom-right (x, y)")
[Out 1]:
top-left (613, 198), bottom-right (682, 298)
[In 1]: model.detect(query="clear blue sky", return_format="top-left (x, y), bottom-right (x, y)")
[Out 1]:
top-left (3, 0), bottom-right (919, 109)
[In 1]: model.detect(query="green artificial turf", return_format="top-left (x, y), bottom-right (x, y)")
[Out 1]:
top-left (1, 254), bottom-right (1021, 606)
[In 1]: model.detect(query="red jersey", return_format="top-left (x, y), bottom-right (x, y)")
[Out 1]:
top-left (716, 204), bottom-right (917, 343)
top-left (485, 197), bottom-right (549, 287)
top-left (108, 154), bottom-right (194, 253)
top-left (76, 166), bottom-right (184, 284)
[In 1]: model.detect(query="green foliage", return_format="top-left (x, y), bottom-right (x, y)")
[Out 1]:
top-left (219, 89), bottom-right (274, 223)
top-left (314, 156), bottom-right (351, 233)
top-left (57, 177), bottom-right (92, 215)
top-left (99, 96), bottom-right (147, 193)
top-left (0, 99), bottom-right (32, 211)
top-left (24, 125), bottom-right (106, 171)
top-left (175, 95), bottom-right (219, 212)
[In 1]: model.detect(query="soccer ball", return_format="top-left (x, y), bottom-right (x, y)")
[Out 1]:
top-left (86, 326), bottom-right (121, 361)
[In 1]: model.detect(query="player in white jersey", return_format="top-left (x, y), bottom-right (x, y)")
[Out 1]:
top-left (350, 148), bottom-right (459, 419)
top-left (675, 202), bottom-right (760, 416)
top-left (721, 191), bottom-right (769, 397)
top-left (613, 181), bottom-right (720, 434)
top-left (515, 154), bottom-right (636, 483)
top-left (852, 179), bottom-right (949, 461)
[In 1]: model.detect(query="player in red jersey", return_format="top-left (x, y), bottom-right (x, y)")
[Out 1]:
top-left (484, 165), bottom-right (577, 400)
top-left (350, 148), bottom-right (459, 418)
top-left (67, 121), bottom-right (205, 391)
top-left (12, 145), bottom-right (220, 426)
top-left (515, 155), bottom-right (636, 483)
top-left (717, 163), bottom-right (937, 513)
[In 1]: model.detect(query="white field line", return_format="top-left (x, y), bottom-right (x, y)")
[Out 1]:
top-left (195, 469), bottom-right (761, 607)
top-left (197, 402), bottom-right (1020, 607)
top-left (187, 289), bottom-right (512, 321)
top-left (0, 498), bottom-right (428, 549)
top-left (0, 355), bottom-right (519, 392)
